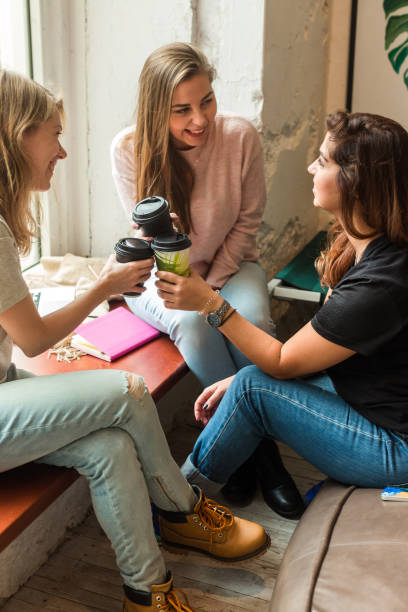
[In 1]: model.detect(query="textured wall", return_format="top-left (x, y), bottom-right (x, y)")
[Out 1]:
top-left (259, 0), bottom-right (330, 281)
top-left (184, 0), bottom-right (330, 283)
top-left (82, 0), bottom-right (331, 273)
top-left (86, 0), bottom-right (193, 255)
top-left (193, 0), bottom-right (265, 124)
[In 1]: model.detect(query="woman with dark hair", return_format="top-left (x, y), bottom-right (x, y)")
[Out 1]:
top-left (156, 111), bottom-right (408, 494)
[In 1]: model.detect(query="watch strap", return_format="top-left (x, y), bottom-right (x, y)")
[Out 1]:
top-left (219, 307), bottom-right (236, 326)
top-left (205, 299), bottom-right (230, 327)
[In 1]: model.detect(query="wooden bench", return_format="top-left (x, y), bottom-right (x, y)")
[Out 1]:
top-left (0, 334), bottom-right (188, 597)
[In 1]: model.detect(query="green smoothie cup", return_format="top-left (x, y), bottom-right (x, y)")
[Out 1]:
top-left (151, 233), bottom-right (192, 277)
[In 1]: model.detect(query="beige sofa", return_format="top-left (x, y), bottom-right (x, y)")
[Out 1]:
top-left (269, 480), bottom-right (408, 611)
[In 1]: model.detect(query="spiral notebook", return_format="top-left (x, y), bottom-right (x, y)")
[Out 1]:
top-left (71, 306), bottom-right (160, 361)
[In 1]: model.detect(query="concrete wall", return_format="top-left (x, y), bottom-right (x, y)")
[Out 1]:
top-left (35, 0), bottom-right (336, 284)
top-left (259, 0), bottom-right (330, 280)
top-left (86, 0), bottom-right (269, 256)
top-left (325, 0), bottom-right (352, 116)
top-left (194, 0), bottom-right (265, 125)
top-left (86, 0), bottom-right (193, 255)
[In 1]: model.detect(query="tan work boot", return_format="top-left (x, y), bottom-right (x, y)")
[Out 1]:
top-left (123, 571), bottom-right (195, 611)
top-left (158, 488), bottom-right (270, 562)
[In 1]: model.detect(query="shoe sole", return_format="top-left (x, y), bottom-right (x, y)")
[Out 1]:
top-left (265, 506), bottom-right (305, 519)
top-left (161, 534), bottom-right (271, 563)
top-left (264, 502), bottom-right (306, 520)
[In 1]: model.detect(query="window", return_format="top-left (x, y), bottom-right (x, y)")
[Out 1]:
top-left (0, 0), bottom-right (40, 269)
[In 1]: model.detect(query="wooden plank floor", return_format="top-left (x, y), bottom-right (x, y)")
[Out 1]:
top-left (1, 422), bottom-right (325, 611)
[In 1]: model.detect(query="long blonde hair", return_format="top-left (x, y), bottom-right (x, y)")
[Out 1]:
top-left (0, 69), bottom-right (63, 253)
top-left (316, 111), bottom-right (408, 288)
top-left (128, 42), bottom-right (215, 234)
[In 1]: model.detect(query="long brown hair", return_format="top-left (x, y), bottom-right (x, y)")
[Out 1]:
top-left (0, 69), bottom-right (63, 253)
top-left (127, 42), bottom-right (215, 234)
top-left (317, 111), bottom-right (408, 287)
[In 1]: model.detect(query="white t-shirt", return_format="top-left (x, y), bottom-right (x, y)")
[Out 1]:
top-left (0, 216), bottom-right (29, 382)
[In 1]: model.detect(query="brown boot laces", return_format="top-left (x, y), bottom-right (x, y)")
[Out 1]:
top-left (197, 496), bottom-right (234, 533)
top-left (160, 586), bottom-right (194, 611)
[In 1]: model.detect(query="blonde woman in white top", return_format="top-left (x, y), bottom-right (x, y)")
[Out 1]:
top-left (0, 69), bottom-right (268, 612)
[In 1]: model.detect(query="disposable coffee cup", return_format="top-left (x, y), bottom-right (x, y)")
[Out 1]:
top-left (151, 233), bottom-right (192, 277)
top-left (114, 237), bottom-right (153, 296)
top-left (132, 196), bottom-right (173, 237)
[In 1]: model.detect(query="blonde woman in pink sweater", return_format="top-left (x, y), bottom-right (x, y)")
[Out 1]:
top-left (111, 43), bottom-right (302, 516)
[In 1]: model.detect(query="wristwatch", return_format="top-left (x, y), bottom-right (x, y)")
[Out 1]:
top-left (206, 299), bottom-right (231, 327)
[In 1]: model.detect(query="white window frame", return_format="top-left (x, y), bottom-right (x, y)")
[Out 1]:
top-left (29, 0), bottom-right (90, 258)
top-left (0, 0), bottom-right (32, 74)
top-left (0, 0), bottom-right (41, 269)
top-left (1, 0), bottom-right (90, 262)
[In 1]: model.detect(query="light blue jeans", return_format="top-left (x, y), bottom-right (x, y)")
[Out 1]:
top-left (125, 261), bottom-right (275, 386)
top-left (0, 365), bottom-right (197, 592)
top-left (182, 366), bottom-right (408, 494)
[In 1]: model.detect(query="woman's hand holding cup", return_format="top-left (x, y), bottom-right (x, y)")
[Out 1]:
top-left (155, 268), bottom-right (218, 311)
top-left (130, 221), bottom-right (152, 241)
top-left (169, 212), bottom-right (180, 232)
top-left (99, 254), bottom-right (154, 298)
top-left (114, 237), bottom-right (155, 296)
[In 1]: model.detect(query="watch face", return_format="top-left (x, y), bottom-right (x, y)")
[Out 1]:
top-left (207, 312), bottom-right (221, 327)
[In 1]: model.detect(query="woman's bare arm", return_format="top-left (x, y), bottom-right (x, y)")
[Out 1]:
top-left (0, 255), bottom-right (154, 357)
top-left (155, 269), bottom-right (354, 379)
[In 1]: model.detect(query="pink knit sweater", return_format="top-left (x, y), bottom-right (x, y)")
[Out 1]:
top-left (111, 113), bottom-right (266, 288)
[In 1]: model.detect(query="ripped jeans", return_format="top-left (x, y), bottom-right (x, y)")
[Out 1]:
top-left (0, 365), bottom-right (196, 592)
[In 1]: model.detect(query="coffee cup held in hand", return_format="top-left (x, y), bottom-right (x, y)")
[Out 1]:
top-left (151, 233), bottom-right (192, 277)
top-left (114, 237), bottom-right (153, 296)
top-left (132, 196), bottom-right (174, 237)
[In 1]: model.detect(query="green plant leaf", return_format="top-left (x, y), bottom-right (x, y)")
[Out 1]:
top-left (383, 0), bottom-right (408, 20)
top-left (384, 0), bottom-right (408, 88)
top-left (385, 14), bottom-right (408, 48)
top-left (388, 39), bottom-right (408, 71)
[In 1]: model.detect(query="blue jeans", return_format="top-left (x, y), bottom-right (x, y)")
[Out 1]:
top-left (182, 366), bottom-right (408, 493)
top-left (0, 366), bottom-right (196, 592)
top-left (125, 261), bottom-right (274, 386)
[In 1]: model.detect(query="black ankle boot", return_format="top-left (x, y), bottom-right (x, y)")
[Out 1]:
top-left (221, 454), bottom-right (258, 506)
top-left (254, 439), bottom-right (305, 519)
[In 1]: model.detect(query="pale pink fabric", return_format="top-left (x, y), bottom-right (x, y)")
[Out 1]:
top-left (111, 113), bottom-right (266, 288)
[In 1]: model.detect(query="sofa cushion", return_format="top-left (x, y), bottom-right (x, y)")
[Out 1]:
top-left (270, 479), bottom-right (408, 611)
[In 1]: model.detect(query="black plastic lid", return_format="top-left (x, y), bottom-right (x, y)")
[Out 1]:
top-left (151, 232), bottom-right (192, 252)
top-left (132, 196), bottom-right (169, 222)
top-left (114, 237), bottom-right (153, 259)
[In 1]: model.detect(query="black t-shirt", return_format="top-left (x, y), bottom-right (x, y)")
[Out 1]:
top-left (311, 235), bottom-right (408, 432)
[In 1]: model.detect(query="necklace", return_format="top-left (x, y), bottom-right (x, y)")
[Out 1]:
top-left (192, 146), bottom-right (203, 167)
top-left (177, 145), bottom-right (202, 167)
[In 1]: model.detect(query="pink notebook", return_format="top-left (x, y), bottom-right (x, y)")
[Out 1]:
top-left (71, 306), bottom-right (160, 361)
